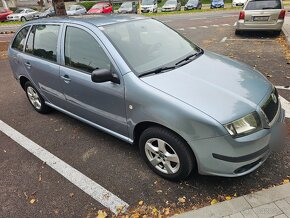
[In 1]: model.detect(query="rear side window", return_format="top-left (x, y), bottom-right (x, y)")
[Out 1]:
top-left (64, 26), bottom-right (111, 73)
top-left (245, 0), bottom-right (282, 10)
top-left (25, 25), bottom-right (59, 62)
top-left (12, 26), bottom-right (30, 51)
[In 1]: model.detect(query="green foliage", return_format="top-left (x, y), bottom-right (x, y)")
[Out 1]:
top-left (78, 1), bottom-right (100, 10)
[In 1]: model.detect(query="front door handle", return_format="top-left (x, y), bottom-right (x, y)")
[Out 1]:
top-left (24, 62), bottom-right (31, 69)
top-left (61, 75), bottom-right (71, 83)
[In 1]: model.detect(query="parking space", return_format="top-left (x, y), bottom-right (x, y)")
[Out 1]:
top-left (0, 10), bottom-right (290, 217)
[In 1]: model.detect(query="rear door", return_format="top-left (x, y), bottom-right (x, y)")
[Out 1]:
top-left (244, 0), bottom-right (282, 24)
top-left (22, 24), bottom-right (66, 108)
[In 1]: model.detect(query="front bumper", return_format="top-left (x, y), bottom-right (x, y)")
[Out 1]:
top-left (7, 17), bottom-right (20, 21)
top-left (236, 19), bottom-right (284, 31)
top-left (211, 4), bottom-right (224, 8)
top-left (191, 104), bottom-right (285, 177)
top-left (161, 8), bottom-right (175, 12)
top-left (141, 8), bottom-right (155, 12)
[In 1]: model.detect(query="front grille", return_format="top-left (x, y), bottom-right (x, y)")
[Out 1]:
top-left (262, 88), bottom-right (279, 123)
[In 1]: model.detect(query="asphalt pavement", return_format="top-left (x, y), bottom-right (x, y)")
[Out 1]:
top-left (0, 10), bottom-right (289, 217)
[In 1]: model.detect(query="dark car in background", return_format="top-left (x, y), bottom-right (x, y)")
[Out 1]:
top-left (184, 0), bottom-right (202, 10)
top-left (0, 8), bottom-right (13, 21)
top-left (211, 0), bottom-right (225, 8)
top-left (34, 7), bottom-right (55, 19)
top-left (118, 1), bottom-right (138, 14)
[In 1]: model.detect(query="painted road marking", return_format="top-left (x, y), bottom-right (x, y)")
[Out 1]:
top-left (189, 27), bottom-right (197, 29)
top-left (177, 28), bottom-right (185, 31)
top-left (221, 38), bottom-right (274, 42)
top-left (0, 120), bottom-right (129, 214)
top-left (211, 25), bottom-right (220, 27)
top-left (220, 37), bottom-right (227, 42)
top-left (276, 86), bottom-right (290, 91)
top-left (280, 96), bottom-right (290, 118)
top-left (222, 24), bottom-right (231, 26)
top-left (189, 17), bottom-right (207, 20)
top-left (200, 26), bottom-right (209, 28)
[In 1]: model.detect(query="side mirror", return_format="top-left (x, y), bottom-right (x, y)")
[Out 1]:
top-left (91, 69), bottom-right (120, 84)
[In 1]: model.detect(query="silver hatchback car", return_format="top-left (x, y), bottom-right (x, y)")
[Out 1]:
top-left (236, 0), bottom-right (286, 34)
top-left (8, 15), bottom-right (285, 181)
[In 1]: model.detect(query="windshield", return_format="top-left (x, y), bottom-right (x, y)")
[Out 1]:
top-left (245, 0), bottom-right (281, 10)
top-left (92, 3), bottom-right (104, 9)
top-left (121, 2), bottom-right (132, 8)
top-left (68, 5), bottom-right (78, 11)
top-left (165, 0), bottom-right (177, 5)
top-left (102, 19), bottom-right (201, 76)
top-left (14, 9), bottom-right (25, 13)
top-left (0, 8), bottom-right (6, 13)
top-left (212, 0), bottom-right (223, 2)
top-left (142, 0), bottom-right (154, 5)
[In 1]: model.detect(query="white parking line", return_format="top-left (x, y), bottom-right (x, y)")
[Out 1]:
top-left (189, 27), bottom-right (197, 29)
top-left (177, 28), bottom-right (185, 31)
top-left (222, 38), bottom-right (274, 42)
top-left (211, 25), bottom-right (220, 27)
top-left (220, 37), bottom-right (227, 42)
top-left (221, 24), bottom-right (231, 26)
top-left (276, 85), bottom-right (290, 91)
top-left (190, 17), bottom-right (206, 20)
top-left (0, 120), bottom-right (129, 214)
top-left (200, 26), bottom-right (209, 28)
top-left (280, 96), bottom-right (290, 118)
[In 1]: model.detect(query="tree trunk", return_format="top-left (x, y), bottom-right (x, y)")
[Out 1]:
top-left (52, 0), bottom-right (67, 16)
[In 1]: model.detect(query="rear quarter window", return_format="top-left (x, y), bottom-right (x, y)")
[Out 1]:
top-left (11, 26), bottom-right (30, 52)
top-left (245, 0), bottom-right (282, 10)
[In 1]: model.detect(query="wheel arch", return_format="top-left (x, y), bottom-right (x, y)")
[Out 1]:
top-left (133, 121), bottom-right (197, 163)
top-left (19, 76), bottom-right (30, 90)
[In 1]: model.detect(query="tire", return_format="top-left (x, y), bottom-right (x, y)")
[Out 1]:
top-left (25, 81), bottom-right (51, 114)
top-left (139, 127), bottom-right (195, 181)
top-left (20, 16), bottom-right (26, 22)
top-left (235, 29), bottom-right (241, 35)
top-left (273, 30), bottom-right (281, 36)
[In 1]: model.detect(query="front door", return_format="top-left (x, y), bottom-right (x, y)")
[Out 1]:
top-left (59, 25), bottom-right (128, 137)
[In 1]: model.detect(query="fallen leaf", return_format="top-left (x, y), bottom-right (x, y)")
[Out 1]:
top-left (266, 74), bottom-right (273, 78)
top-left (178, 196), bottom-right (186, 203)
top-left (283, 179), bottom-right (289, 184)
top-left (30, 198), bottom-right (36, 204)
top-left (138, 200), bottom-right (144, 206)
top-left (234, 193), bottom-right (238, 197)
top-left (210, 199), bottom-right (218, 205)
top-left (156, 190), bottom-right (163, 193)
top-left (131, 213), bottom-right (140, 218)
top-left (225, 196), bottom-right (232, 200)
top-left (69, 193), bottom-right (74, 197)
top-left (97, 210), bottom-right (107, 218)
top-left (164, 208), bottom-right (170, 215)
top-left (38, 173), bottom-right (42, 182)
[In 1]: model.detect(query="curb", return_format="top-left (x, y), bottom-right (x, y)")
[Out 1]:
top-left (0, 31), bottom-right (15, 35)
top-left (172, 183), bottom-right (290, 218)
top-left (282, 16), bottom-right (290, 46)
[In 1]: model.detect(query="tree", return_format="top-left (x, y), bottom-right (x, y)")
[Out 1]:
top-left (52, 0), bottom-right (67, 16)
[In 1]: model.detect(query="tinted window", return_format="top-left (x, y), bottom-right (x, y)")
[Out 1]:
top-left (12, 26), bottom-right (30, 51)
top-left (65, 26), bottom-right (111, 73)
top-left (246, 0), bottom-right (281, 10)
top-left (25, 25), bottom-right (59, 62)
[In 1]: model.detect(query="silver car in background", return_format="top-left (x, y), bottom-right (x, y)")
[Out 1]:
top-left (236, 0), bottom-right (285, 34)
top-left (66, 5), bottom-right (87, 16)
top-left (7, 8), bottom-right (38, 21)
top-left (161, 0), bottom-right (182, 11)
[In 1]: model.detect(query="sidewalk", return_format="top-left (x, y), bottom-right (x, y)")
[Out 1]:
top-left (283, 16), bottom-right (290, 45)
top-left (173, 183), bottom-right (290, 218)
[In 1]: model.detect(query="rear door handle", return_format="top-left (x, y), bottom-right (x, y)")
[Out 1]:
top-left (61, 75), bottom-right (71, 83)
top-left (24, 62), bottom-right (31, 69)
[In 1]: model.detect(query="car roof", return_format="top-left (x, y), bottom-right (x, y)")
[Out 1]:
top-left (25, 14), bottom-right (148, 27)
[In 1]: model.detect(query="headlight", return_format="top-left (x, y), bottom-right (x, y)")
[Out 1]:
top-left (224, 112), bottom-right (261, 137)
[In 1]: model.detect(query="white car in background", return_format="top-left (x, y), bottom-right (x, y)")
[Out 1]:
top-left (232, 0), bottom-right (247, 7)
top-left (66, 5), bottom-right (87, 16)
top-left (7, 8), bottom-right (38, 21)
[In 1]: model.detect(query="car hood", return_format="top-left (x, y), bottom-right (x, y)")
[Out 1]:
top-left (140, 51), bottom-right (271, 124)
top-left (186, 3), bottom-right (198, 6)
top-left (163, 4), bottom-right (176, 7)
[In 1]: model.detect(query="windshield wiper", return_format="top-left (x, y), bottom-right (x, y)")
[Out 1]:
top-left (175, 49), bottom-right (203, 66)
top-left (139, 65), bottom-right (176, 78)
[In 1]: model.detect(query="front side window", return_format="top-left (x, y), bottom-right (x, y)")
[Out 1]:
top-left (12, 26), bottom-right (30, 51)
top-left (64, 26), bottom-right (111, 73)
top-left (25, 25), bottom-right (59, 62)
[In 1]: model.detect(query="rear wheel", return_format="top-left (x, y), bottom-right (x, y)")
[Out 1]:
top-left (20, 16), bottom-right (26, 22)
top-left (25, 81), bottom-right (51, 114)
top-left (139, 127), bottom-right (195, 181)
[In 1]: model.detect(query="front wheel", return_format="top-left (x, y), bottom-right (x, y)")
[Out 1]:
top-left (20, 16), bottom-right (26, 22)
top-left (139, 127), bottom-right (195, 181)
top-left (25, 81), bottom-right (51, 114)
